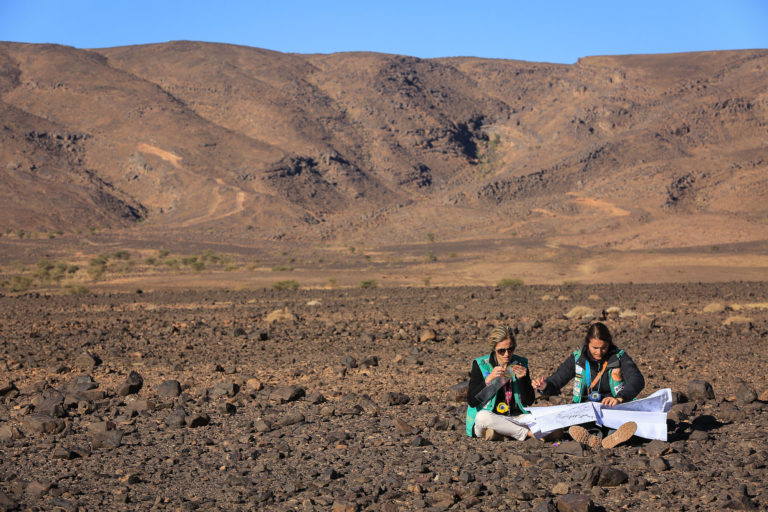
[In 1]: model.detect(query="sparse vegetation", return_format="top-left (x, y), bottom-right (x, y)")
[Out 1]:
top-left (359, 279), bottom-right (378, 289)
top-left (426, 233), bottom-right (435, 243)
top-left (497, 278), bottom-right (524, 288)
top-left (422, 277), bottom-right (431, 287)
top-left (9, 275), bottom-right (33, 293)
top-left (424, 252), bottom-right (438, 262)
top-left (327, 277), bottom-right (337, 288)
top-left (272, 264), bottom-right (294, 272)
top-left (271, 280), bottom-right (299, 290)
top-left (64, 284), bottom-right (90, 295)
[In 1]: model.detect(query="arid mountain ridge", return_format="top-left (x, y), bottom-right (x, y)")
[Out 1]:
top-left (1, 41), bottom-right (767, 252)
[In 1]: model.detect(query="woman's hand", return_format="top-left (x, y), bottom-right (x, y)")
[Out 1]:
top-left (532, 377), bottom-right (547, 391)
top-left (601, 396), bottom-right (624, 407)
top-left (509, 364), bottom-right (528, 379)
top-left (485, 365), bottom-right (507, 385)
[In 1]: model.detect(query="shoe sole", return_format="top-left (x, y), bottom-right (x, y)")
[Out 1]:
top-left (568, 425), bottom-right (601, 448)
top-left (483, 428), bottom-right (500, 441)
top-left (602, 421), bottom-right (637, 449)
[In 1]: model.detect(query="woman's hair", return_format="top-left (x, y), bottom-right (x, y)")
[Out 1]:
top-left (489, 325), bottom-right (516, 353)
top-left (582, 322), bottom-right (615, 353)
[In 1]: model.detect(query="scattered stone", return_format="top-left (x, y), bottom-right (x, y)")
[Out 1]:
top-left (253, 418), bottom-right (272, 433)
top-left (186, 414), bottom-right (210, 428)
top-left (74, 352), bottom-right (100, 370)
top-left (645, 440), bottom-right (671, 458)
top-left (88, 421), bottom-right (115, 434)
top-left (271, 385), bottom-right (305, 403)
top-left (552, 482), bottom-right (570, 495)
top-left (157, 380), bottom-right (182, 397)
top-left (650, 457), bottom-right (669, 472)
top-left (92, 429), bottom-right (124, 449)
top-left (52, 447), bottom-right (76, 460)
top-left (126, 399), bottom-right (154, 414)
top-left (735, 381), bottom-right (757, 405)
top-left (597, 467), bottom-right (628, 486)
top-left (0, 425), bottom-right (23, 442)
top-left (565, 306), bottom-right (594, 319)
top-left (557, 493), bottom-right (594, 512)
top-left (419, 329), bottom-right (437, 342)
top-left (0, 491), bottom-right (19, 511)
top-left (554, 441), bottom-right (585, 457)
top-left (217, 402), bottom-right (237, 415)
top-left (0, 380), bottom-right (17, 396)
top-left (305, 392), bottom-right (326, 404)
top-left (382, 392), bottom-right (410, 406)
top-left (245, 378), bottom-right (264, 392)
top-left (211, 380), bottom-right (238, 397)
top-left (25, 481), bottom-right (51, 498)
top-left (265, 308), bottom-right (295, 323)
top-left (33, 390), bottom-right (66, 417)
top-left (118, 370), bottom-right (144, 396)
top-left (760, 388), bottom-right (768, 402)
top-left (533, 500), bottom-right (557, 512)
top-left (165, 408), bottom-right (187, 428)
top-left (22, 414), bottom-right (65, 435)
top-left (276, 411), bottom-right (305, 428)
top-left (341, 356), bottom-right (358, 368)
top-left (359, 356), bottom-right (378, 368)
top-left (688, 380), bottom-right (715, 401)
top-left (703, 302), bottom-right (725, 313)
top-left (393, 417), bottom-right (418, 434)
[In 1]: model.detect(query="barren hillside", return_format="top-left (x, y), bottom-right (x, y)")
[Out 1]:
top-left (1, 42), bottom-right (767, 286)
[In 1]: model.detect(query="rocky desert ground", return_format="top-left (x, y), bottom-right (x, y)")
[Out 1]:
top-left (1, 282), bottom-right (767, 511)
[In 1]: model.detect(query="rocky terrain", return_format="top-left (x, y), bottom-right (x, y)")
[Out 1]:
top-left (1, 282), bottom-right (767, 511)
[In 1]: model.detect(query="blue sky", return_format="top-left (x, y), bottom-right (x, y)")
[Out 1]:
top-left (1, 1), bottom-right (766, 63)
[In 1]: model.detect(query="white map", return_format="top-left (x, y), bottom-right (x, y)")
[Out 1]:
top-left (519, 388), bottom-right (673, 441)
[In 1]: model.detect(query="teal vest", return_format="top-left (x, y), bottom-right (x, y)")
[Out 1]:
top-left (465, 354), bottom-right (530, 437)
top-left (571, 349), bottom-right (625, 403)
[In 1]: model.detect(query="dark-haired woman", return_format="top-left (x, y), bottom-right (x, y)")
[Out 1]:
top-left (532, 322), bottom-right (645, 448)
top-left (466, 326), bottom-right (536, 441)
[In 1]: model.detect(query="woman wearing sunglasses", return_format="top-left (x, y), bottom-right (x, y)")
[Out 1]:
top-left (466, 325), bottom-right (536, 441)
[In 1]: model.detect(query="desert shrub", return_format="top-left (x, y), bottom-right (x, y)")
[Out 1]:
top-left (9, 275), bottom-right (33, 292)
top-left (424, 252), bottom-right (438, 262)
top-left (426, 232), bottom-right (435, 243)
top-left (327, 277), bottom-right (337, 288)
top-left (272, 264), bottom-right (294, 272)
top-left (112, 250), bottom-right (131, 260)
top-left (64, 284), bottom-right (90, 295)
top-left (271, 280), bottom-right (299, 290)
top-left (359, 279), bottom-right (378, 289)
top-left (422, 277), bottom-right (431, 287)
top-left (497, 278), bottom-right (524, 288)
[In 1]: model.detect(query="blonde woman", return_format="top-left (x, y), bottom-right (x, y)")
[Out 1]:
top-left (466, 326), bottom-right (536, 441)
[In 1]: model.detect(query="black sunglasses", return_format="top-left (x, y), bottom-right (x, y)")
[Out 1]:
top-left (495, 347), bottom-right (513, 355)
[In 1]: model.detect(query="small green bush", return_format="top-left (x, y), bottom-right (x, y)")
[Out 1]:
top-left (359, 279), bottom-right (378, 289)
top-left (9, 275), bottom-right (33, 292)
top-left (497, 278), bottom-right (524, 288)
top-left (64, 284), bottom-right (90, 295)
top-left (272, 264), bottom-right (294, 272)
top-left (271, 280), bottom-right (299, 290)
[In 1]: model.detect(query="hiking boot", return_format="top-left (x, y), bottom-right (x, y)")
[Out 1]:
top-left (483, 428), bottom-right (501, 441)
top-left (568, 425), bottom-right (601, 448)
top-left (602, 421), bottom-right (637, 449)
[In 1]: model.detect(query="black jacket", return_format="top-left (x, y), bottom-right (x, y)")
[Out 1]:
top-left (540, 347), bottom-right (644, 402)
top-left (467, 352), bottom-right (535, 415)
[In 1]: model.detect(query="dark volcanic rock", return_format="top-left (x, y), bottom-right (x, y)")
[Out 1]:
top-left (382, 391), bottom-right (410, 406)
top-left (91, 429), bottom-right (124, 449)
top-left (735, 381), bottom-right (757, 405)
top-left (557, 493), bottom-right (594, 512)
top-left (117, 370), bottom-right (144, 396)
top-left (270, 385), bottom-right (305, 403)
top-left (157, 380), bottom-right (182, 397)
top-left (186, 413), bottom-right (210, 428)
top-left (597, 466), bottom-right (628, 486)
top-left (22, 414), bottom-right (65, 435)
top-left (688, 380), bottom-right (715, 401)
top-left (449, 381), bottom-right (469, 402)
